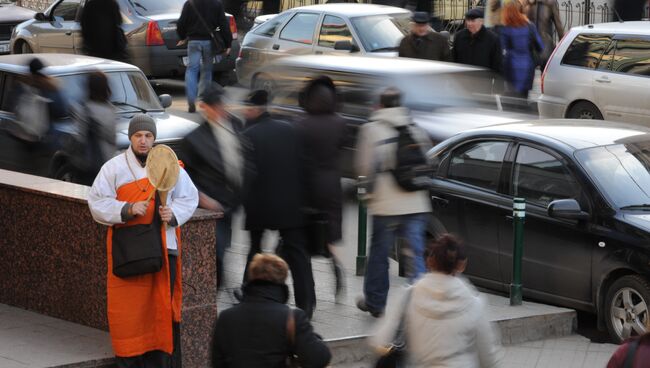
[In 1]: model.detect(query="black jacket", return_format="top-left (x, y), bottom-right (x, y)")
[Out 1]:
top-left (177, 0), bottom-right (232, 48)
top-left (398, 31), bottom-right (451, 61)
top-left (212, 280), bottom-right (331, 368)
top-left (242, 113), bottom-right (304, 231)
top-left (452, 26), bottom-right (502, 72)
top-left (80, 0), bottom-right (127, 60)
top-left (180, 118), bottom-right (245, 212)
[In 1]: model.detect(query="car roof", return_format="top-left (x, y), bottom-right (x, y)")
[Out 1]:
top-left (287, 3), bottom-right (411, 17)
top-left (571, 21), bottom-right (650, 35)
top-left (268, 55), bottom-right (484, 76)
top-left (0, 54), bottom-right (141, 75)
top-left (463, 119), bottom-right (650, 152)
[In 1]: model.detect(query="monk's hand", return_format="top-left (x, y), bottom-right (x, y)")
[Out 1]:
top-left (159, 206), bottom-right (173, 223)
top-left (130, 201), bottom-right (149, 217)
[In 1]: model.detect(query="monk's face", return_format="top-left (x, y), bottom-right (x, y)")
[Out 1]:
top-left (130, 131), bottom-right (155, 156)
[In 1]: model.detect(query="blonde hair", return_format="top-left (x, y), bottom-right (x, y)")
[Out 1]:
top-left (248, 254), bottom-right (289, 284)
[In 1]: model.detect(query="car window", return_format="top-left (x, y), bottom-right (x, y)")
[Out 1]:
top-left (125, 0), bottom-right (182, 16)
top-left (513, 145), bottom-right (580, 207)
top-left (253, 12), bottom-right (292, 37)
top-left (561, 34), bottom-right (612, 69)
top-left (318, 15), bottom-right (353, 48)
top-left (279, 12), bottom-right (319, 45)
top-left (351, 13), bottom-right (410, 52)
top-left (611, 38), bottom-right (650, 76)
top-left (52, 0), bottom-right (81, 21)
top-left (447, 141), bottom-right (509, 191)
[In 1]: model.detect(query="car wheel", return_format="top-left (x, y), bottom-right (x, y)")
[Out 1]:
top-left (604, 275), bottom-right (650, 343)
top-left (54, 162), bottom-right (80, 183)
top-left (567, 101), bottom-right (603, 120)
top-left (252, 74), bottom-right (275, 96)
top-left (19, 41), bottom-right (33, 54)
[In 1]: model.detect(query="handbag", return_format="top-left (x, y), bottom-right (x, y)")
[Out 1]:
top-left (111, 192), bottom-right (164, 278)
top-left (304, 209), bottom-right (331, 257)
top-left (374, 288), bottom-right (413, 368)
top-left (188, 0), bottom-right (226, 54)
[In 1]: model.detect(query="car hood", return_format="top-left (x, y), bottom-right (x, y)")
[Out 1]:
top-left (115, 111), bottom-right (199, 148)
top-left (619, 212), bottom-right (650, 235)
top-left (0, 4), bottom-right (35, 22)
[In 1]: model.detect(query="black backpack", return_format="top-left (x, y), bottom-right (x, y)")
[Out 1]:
top-left (390, 124), bottom-right (433, 192)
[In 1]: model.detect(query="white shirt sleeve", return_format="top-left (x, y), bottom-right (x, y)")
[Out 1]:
top-left (87, 162), bottom-right (126, 226)
top-left (168, 168), bottom-right (199, 227)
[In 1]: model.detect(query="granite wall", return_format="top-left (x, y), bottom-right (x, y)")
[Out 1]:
top-left (0, 169), bottom-right (219, 368)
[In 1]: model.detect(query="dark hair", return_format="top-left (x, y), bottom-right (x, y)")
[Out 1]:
top-left (425, 234), bottom-right (467, 275)
top-left (87, 71), bottom-right (111, 102)
top-left (380, 87), bottom-right (402, 108)
top-left (300, 76), bottom-right (337, 115)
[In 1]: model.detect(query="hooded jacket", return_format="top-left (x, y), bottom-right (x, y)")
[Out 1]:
top-left (371, 273), bottom-right (502, 368)
top-left (355, 107), bottom-right (432, 216)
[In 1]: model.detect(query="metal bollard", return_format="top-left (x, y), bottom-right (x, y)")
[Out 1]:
top-left (356, 176), bottom-right (368, 277)
top-left (510, 198), bottom-right (526, 306)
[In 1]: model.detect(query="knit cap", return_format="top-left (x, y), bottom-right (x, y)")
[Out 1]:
top-left (128, 114), bottom-right (157, 139)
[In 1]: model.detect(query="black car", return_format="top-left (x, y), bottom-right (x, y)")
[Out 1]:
top-left (0, 0), bottom-right (34, 55)
top-left (427, 119), bottom-right (650, 343)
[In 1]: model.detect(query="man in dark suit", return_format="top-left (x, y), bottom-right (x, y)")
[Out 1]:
top-left (180, 84), bottom-right (246, 291)
top-left (237, 90), bottom-right (316, 319)
top-left (452, 8), bottom-right (502, 72)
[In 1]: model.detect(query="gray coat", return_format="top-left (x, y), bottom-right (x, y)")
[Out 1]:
top-left (525, 0), bottom-right (565, 67)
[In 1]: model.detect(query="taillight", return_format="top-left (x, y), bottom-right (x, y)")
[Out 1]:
top-left (146, 21), bottom-right (164, 46)
top-left (229, 15), bottom-right (238, 40)
top-left (541, 32), bottom-right (568, 94)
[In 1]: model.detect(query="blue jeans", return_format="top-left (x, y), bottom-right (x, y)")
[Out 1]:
top-left (363, 213), bottom-right (429, 312)
top-left (185, 40), bottom-right (220, 105)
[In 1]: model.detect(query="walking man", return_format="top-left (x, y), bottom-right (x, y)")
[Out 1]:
top-left (452, 8), bottom-right (502, 72)
top-left (88, 114), bottom-right (199, 367)
top-left (177, 0), bottom-right (232, 113)
top-left (524, 0), bottom-right (565, 70)
top-left (180, 84), bottom-right (246, 291)
top-left (238, 90), bottom-right (316, 318)
top-left (398, 11), bottom-right (450, 61)
top-left (354, 88), bottom-right (432, 317)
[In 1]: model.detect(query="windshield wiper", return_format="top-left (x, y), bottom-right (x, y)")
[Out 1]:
top-left (128, 0), bottom-right (148, 12)
top-left (111, 101), bottom-right (147, 113)
top-left (371, 46), bottom-right (398, 52)
top-left (620, 204), bottom-right (650, 210)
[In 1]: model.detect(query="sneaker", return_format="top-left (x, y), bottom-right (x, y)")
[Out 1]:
top-left (188, 103), bottom-right (196, 113)
top-left (356, 297), bottom-right (383, 318)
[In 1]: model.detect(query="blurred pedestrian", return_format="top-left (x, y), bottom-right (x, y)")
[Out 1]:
top-left (180, 84), bottom-right (246, 291)
top-left (80, 0), bottom-right (128, 61)
top-left (298, 76), bottom-right (347, 302)
top-left (177, 0), bottom-right (232, 113)
top-left (500, 0), bottom-right (543, 99)
top-left (607, 331), bottom-right (650, 368)
top-left (370, 235), bottom-right (501, 368)
top-left (614, 0), bottom-right (647, 21)
top-left (212, 254), bottom-right (331, 367)
top-left (452, 8), bottom-right (502, 72)
top-left (88, 114), bottom-right (199, 368)
top-left (523, 0), bottom-right (565, 70)
top-left (486, 0), bottom-right (503, 31)
top-left (236, 90), bottom-right (316, 318)
top-left (399, 11), bottom-right (451, 61)
top-left (355, 87), bottom-right (432, 318)
top-left (70, 71), bottom-right (117, 185)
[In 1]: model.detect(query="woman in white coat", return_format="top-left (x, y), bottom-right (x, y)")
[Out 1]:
top-left (371, 234), bottom-right (502, 368)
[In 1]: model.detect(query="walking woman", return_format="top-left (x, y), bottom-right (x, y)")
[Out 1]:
top-left (500, 0), bottom-right (544, 99)
top-left (371, 235), bottom-right (501, 367)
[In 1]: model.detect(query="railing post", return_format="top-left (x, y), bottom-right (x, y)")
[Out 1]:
top-left (356, 176), bottom-right (368, 277)
top-left (510, 198), bottom-right (526, 306)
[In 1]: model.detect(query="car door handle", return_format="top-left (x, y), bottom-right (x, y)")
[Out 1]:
top-left (272, 44), bottom-right (280, 50)
top-left (505, 215), bottom-right (513, 222)
top-left (595, 76), bottom-right (611, 83)
top-left (65, 31), bottom-right (72, 36)
top-left (431, 196), bottom-right (449, 205)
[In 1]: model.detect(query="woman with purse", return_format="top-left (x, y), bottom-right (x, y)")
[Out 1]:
top-left (370, 235), bottom-right (502, 368)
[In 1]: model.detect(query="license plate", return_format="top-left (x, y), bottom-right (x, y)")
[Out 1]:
top-left (182, 56), bottom-right (188, 66)
top-left (0, 44), bottom-right (10, 53)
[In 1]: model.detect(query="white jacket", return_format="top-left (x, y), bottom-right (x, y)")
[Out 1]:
top-left (355, 107), bottom-right (432, 216)
top-left (371, 273), bottom-right (502, 368)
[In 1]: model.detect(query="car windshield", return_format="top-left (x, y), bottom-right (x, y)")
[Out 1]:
top-left (575, 142), bottom-right (650, 209)
top-left (351, 14), bottom-right (410, 52)
top-left (127, 0), bottom-right (182, 16)
top-left (0, 0), bottom-right (16, 4)
top-left (58, 71), bottom-right (162, 112)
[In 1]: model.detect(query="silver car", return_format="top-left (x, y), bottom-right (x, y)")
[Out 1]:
top-left (10, 0), bottom-right (240, 80)
top-left (539, 21), bottom-right (650, 124)
top-left (236, 3), bottom-right (412, 89)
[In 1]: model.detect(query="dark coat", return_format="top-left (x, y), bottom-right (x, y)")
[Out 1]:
top-left (177, 0), bottom-right (232, 49)
top-left (242, 113), bottom-right (304, 231)
top-left (452, 26), bottom-right (502, 72)
top-left (525, 0), bottom-right (565, 68)
top-left (297, 113), bottom-right (347, 243)
top-left (80, 0), bottom-right (127, 61)
top-left (500, 23), bottom-right (544, 94)
top-left (180, 118), bottom-right (246, 213)
top-left (398, 31), bottom-right (451, 61)
top-left (212, 280), bottom-right (331, 368)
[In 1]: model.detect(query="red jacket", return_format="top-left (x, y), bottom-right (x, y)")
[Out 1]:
top-left (607, 338), bottom-right (650, 368)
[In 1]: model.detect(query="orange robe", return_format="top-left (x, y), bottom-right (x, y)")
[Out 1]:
top-left (106, 178), bottom-right (182, 357)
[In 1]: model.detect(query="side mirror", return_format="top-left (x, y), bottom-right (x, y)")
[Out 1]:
top-left (547, 199), bottom-right (589, 221)
top-left (334, 40), bottom-right (359, 52)
top-left (34, 12), bottom-right (47, 21)
top-left (158, 94), bottom-right (172, 109)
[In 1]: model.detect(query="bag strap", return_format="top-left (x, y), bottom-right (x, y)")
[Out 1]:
top-left (286, 307), bottom-right (296, 350)
top-left (188, 0), bottom-right (221, 43)
top-left (623, 339), bottom-right (640, 368)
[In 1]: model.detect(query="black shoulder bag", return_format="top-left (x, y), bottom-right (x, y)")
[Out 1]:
top-left (112, 192), bottom-right (164, 278)
top-left (188, 0), bottom-right (226, 54)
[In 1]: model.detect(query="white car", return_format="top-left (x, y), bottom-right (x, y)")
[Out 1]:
top-left (539, 21), bottom-right (650, 124)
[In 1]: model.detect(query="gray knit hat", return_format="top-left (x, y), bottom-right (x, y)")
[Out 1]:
top-left (128, 114), bottom-right (157, 139)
